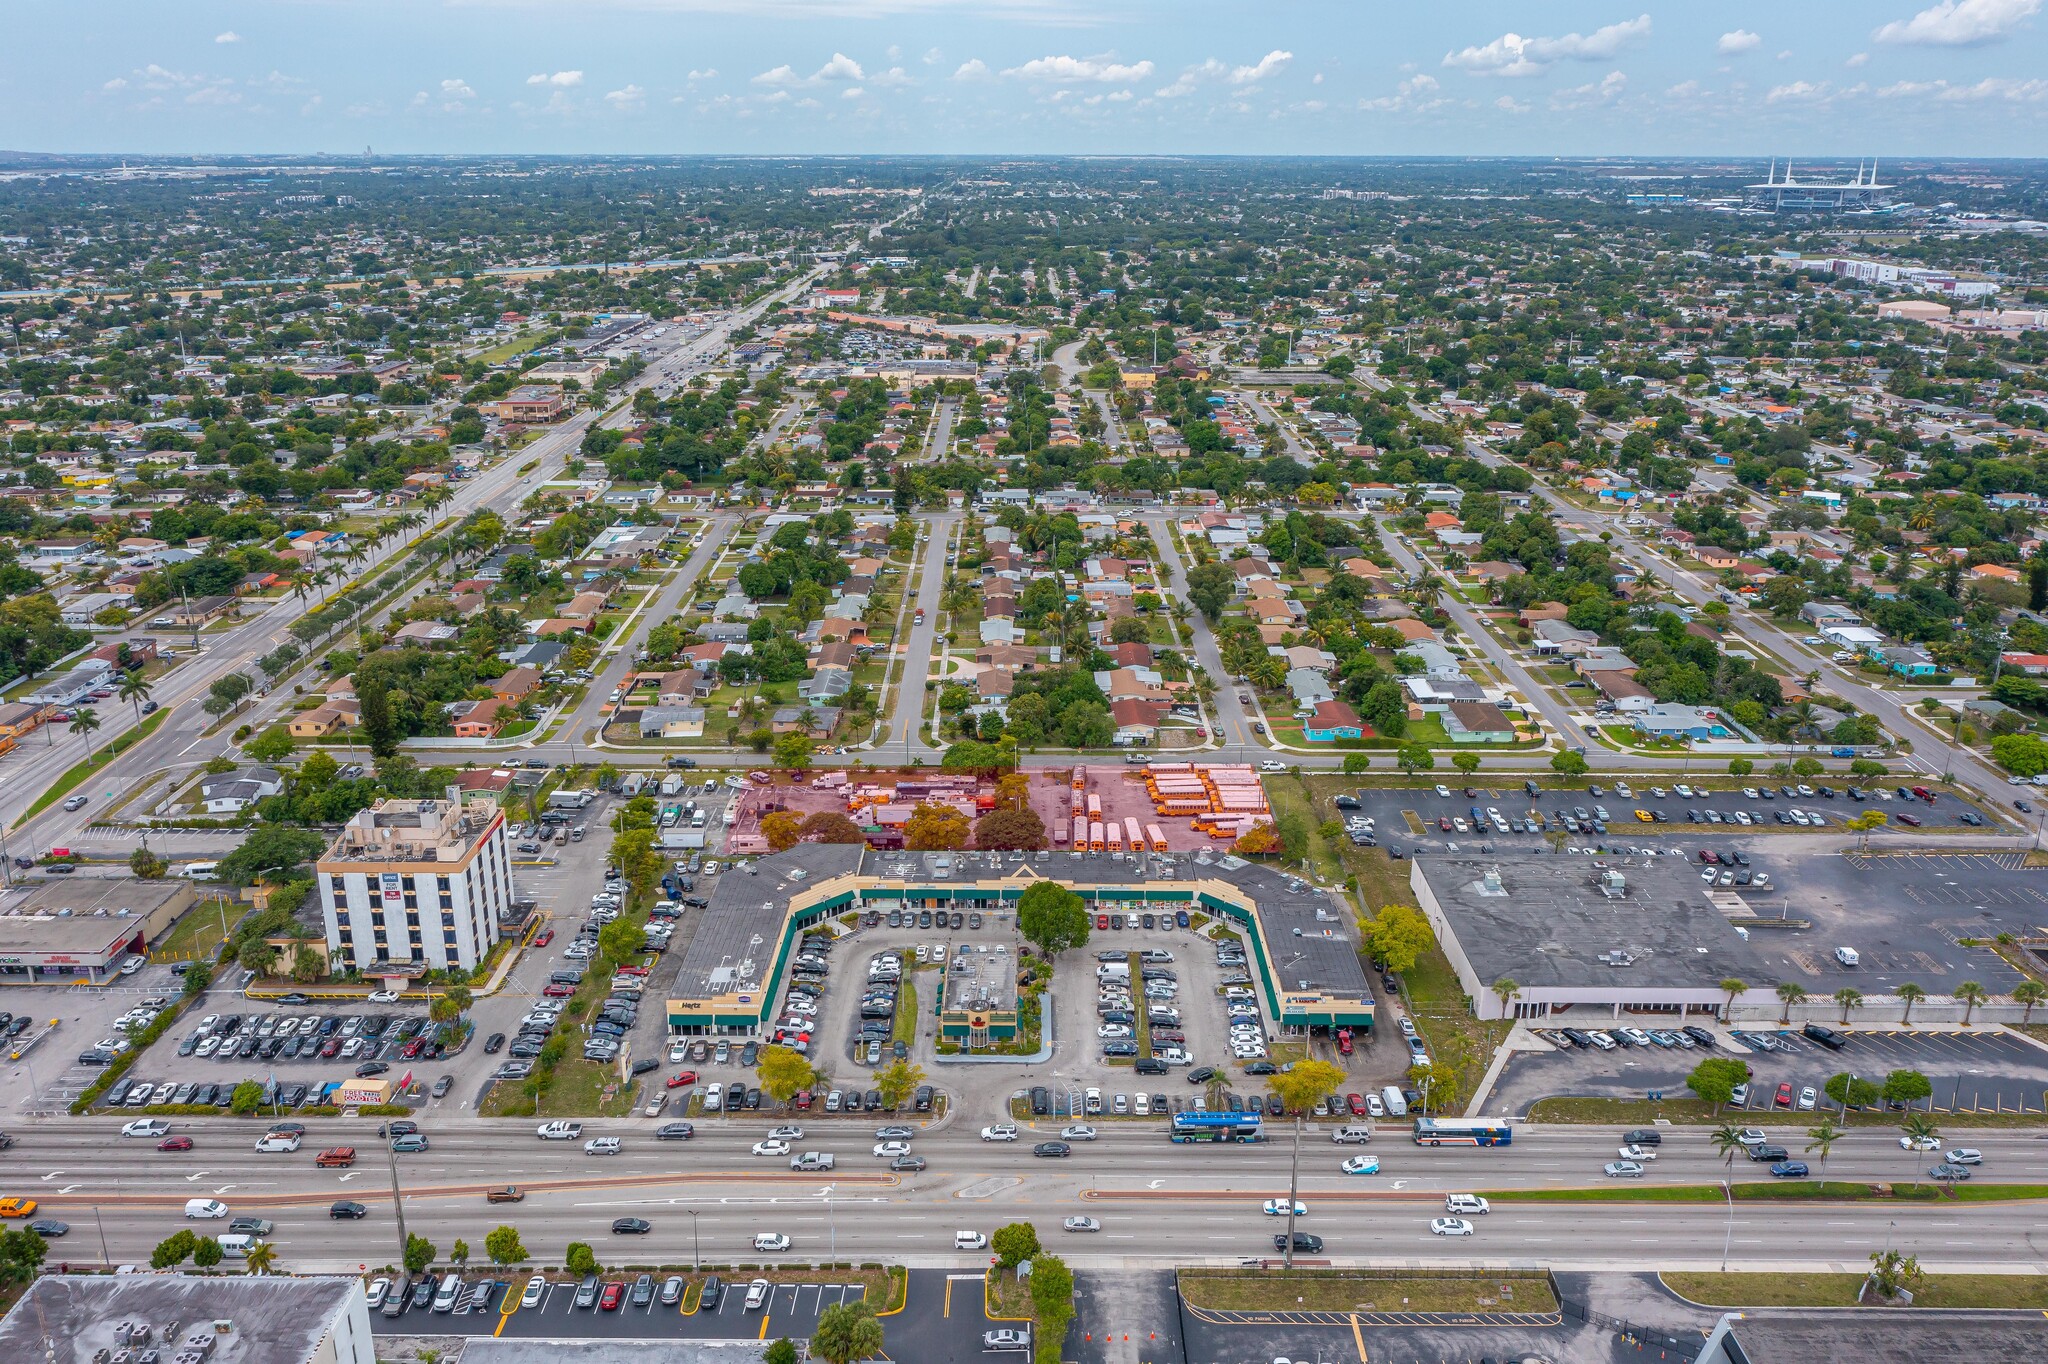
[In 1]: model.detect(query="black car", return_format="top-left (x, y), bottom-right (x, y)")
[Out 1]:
top-left (27, 1219), bottom-right (67, 1237)
top-left (355, 1061), bottom-right (389, 1078)
top-left (331, 1200), bottom-right (368, 1219)
top-left (612, 1217), bottom-right (651, 1234)
top-left (914, 1085), bottom-right (935, 1112)
top-left (1033, 1141), bottom-right (1071, 1158)
top-left (1030, 1086), bottom-right (1050, 1115)
top-left (655, 1122), bottom-right (696, 1140)
top-left (1242, 1061), bottom-right (1277, 1075)
top-left (1273, 1231), bottom-right (1323, 1252)
top-left (409, 1279), bottom-right (435, 1310)
top-left (484, 1033), bottom-right (506, 1054)
top-left (630, 1058), bottom-right (660, 1075)
top-left (1681, 1025), bottom-right (1717, 1049)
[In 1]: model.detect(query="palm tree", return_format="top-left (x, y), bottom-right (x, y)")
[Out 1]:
top-left (1710, 1123), bottom-right (1748, 1177)
top-left (1834, 987), bottom-right (1864, 1024)
top-left (242, 1239), bottom-right (278, 1275)
top-left (1776, 982), bottom-right (1808, 1025)
top-left (68, 707), bottom-right (103, 762)
top-left (2013, 980), bottom-right (2048, 1024)
top-left (1955, 980), bottom-right (1988, 1026)
top-left (1896, 982), bottom-right (1926, 1024)
top-left (1805, 1115), bottom-right (1843, 1179)
top-left (1490, 977), bottom-right (1520, 1019)
top-left (1719, 978), bottom-right (1748, 1022)
top-left (117, 672), bottom-right (154, 726)
top-left (1899, 1113), bottom-right (1940, 1192)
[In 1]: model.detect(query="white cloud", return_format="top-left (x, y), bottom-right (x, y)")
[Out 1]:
top-left (1665, 79), bottom-right (1707, 99)
top-left (952, 58), bottom-right (991, 80)
top-left (1874, 0), bottom-right (2039, 45)
top-left (923, 48), bottom-right (944, 65)
top-left (752, 64), bottom-right (802, 86)
top-left (214, 30), bottom-right (241, 44)
top-left (1155, 76), bottom-right (1196, 98)
top-left (1003, 54), bottom-right (1155, 83)
top-left (841, 86), bottom-right (864, 99)
top-left (1717, 29), bottom-right (1762, 54)
top-left (440, 78), bottom-right (476, 99)
top-left (687, 68), bottom-right (718, 80)
top-left (1360, 73), bottom-right (1447, 112)
top-left (871, 66), bottom-right (914, 87)
top-left (1229, 50), bottom-right (1292, 85)
top-left (527, 70), bottom-right (584, 87)
top-left (1551, 69), bottom-right (1627, 109)
top-left (1847, 50), bottom-right (1872, 66)
top-left (1880, 74), bottom-right (2048, 99)
top-left (102, 77), bottom-right (127, 90)
top-left (1495, 94), bottom-right (1531, 114)
top-left (815, 52), bottom-right (865, 81)
top-left (1766, 79), bottom-right (1830, 102)
top-left (1443, 14), bottom-right (1650, 77)
top-left (604, 83), bottom-right (646, 107)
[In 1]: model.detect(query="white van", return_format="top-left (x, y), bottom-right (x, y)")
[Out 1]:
top-left (1445, 1194), bottom-right (1490, 1215)
top-left (183, 1199), bottom-right (229, 1219)
top-left (1096, 962), bottom-right (1131, 981)
top-left (1380, 1086), bottom-right (1408, 1118)
top-left (176, 861), bottom-right (219, 879)
top-left (432, 1274), bottom-right (465, 1312)
top-left (217, 1234), bottom-right (255, 1259)
top-left (254, 1133), bottom-right (301, 1153)
top-left (1835, 946), bottom-right (1860, 968)
top-left (954, 1230), bottom-right (987, 1249)
top-left (1331, 1126), bottom-right (1375, 1145)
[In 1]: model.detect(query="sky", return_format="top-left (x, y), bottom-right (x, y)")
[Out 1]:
top-left (7, 0), bottom-right (2048, 157)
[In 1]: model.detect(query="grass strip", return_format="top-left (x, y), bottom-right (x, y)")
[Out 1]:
top-left (18, 707), bottom-right (171, 827)
top-left (1526, 1095), bottom-right (2048, 1128)
top-left (1482, 1181), bottom-right (2048, 1204)
top-left (1180, 1269), bottom-right (1556, 1315)
top-left (1661, 1270), bottom-right (2048, 1310)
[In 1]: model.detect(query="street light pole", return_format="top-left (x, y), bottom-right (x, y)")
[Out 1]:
top-left (1282, 1113), bottom-right (1302, 1270)
top-left (1720, 1179), bottom-right (1734, 1272)
top-left (386, 1135), bottom-right (410, 1274)
top-left (689, 1210), bottom-right (700, 1272)
top-left (93, 1205), bottom-right (110, 1269)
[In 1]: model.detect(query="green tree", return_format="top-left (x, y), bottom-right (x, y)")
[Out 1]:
top-left (485, 1225), bottom-right (527, 1265)
top-left (129, 846), bottom-right (168, 879)
top-left (193, 1235), bottom-right (223, 1268)
top-left (1805, 1115), bottom-right (1843, 1178)
top-left (1342, 752), bottom-right (1371, 775)
top-left (1028, 1253), bottom-right (1076, 1352)
top-left (764, 1342), bottom-right (800, 1364)
top-left (404, 1233), bottom-right (437, 1275)
top-left (1268, 1058), bottom-right (1347, 1115)
top-left (1882, 1068), bottom-right (1932, 1108)
top-left (1017, 880), bottom-right (1090, 954)
top-left (2014, 980), bottom-right (2048, 1023)
top-left (876, 1058), bottom-right (925, 1110)
top-left (1825, 1072), bottom-right (1881, 1109)
top-left (1833, 987), bottom-right (1864, 1023)
top-left (1185, 562), bottom-right (1234, 622)
top-left (358, 675), bottom-right (400, 758)
top-left (1727, 758), bottom-right (1754, 777)
top-left (1710, 1123), bottom-right (1748, 1177)
top-left (1396, 743), bottom-right (1434, 776)
top-left (565, 1241), bottom-right (599, 1276)
top-left (1955, 980), bottom-right (1988, 1025)
top-left (243, 1240), bottom-right (278, 1275)
top-left (1719, 978), bottom-right (1748, 1018)
top-left (68, 707), bottom-right (103, 761)
top-left (1489, 977), bottom-right (1520, 1017)
top-left (1359, 903), bottom-right (1434, 973)
top-left (756, 1044), bottom-right (820, 1103)
top-left (451, 1238), bottom-right (470, 1266)
top-left (1550, 749), bottom-right (1589, 777)
top-left (217, 824), bottom-right (327, 887)
top-left (246, 727), bottom-right (295, 763)
top-left (1776, 982), bottom-right (1808, 1024)
top-left (1896, 982), bottom-right (1927, 1024)
top-left (1868, 1247), bottom-right (1925, 1301)
top-left (1686, 1057), bottom-right (1751, 1111)
top-left (991, 1221), bottom-right (1041, 1268)
top-left (773, 732), bottom-right (815, 771)
top-left (1452, 752), bottom-right (1481, 776)
top-left (812, 1301), bottom-right (885, 1364)
top-left (152, 1229), bottom-right (197, 1269)
top-left (1899, 1113), bottom-right (1940, 1190)
top-left (228, 1079), bottom-right (265, 1115)
top-left (182, 960), bottom-right (213, 998)
top-left (597, 917), bottom-right (646, 964)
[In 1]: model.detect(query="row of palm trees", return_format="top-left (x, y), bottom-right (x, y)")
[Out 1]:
top-left (1731, 975), bottom-right (2046, 1027)
top-left (1711, 1109), bottom-right (1951, 1191)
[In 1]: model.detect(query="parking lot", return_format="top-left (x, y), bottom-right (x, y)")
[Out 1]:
top-left (9, 956), bottom-right (206, 1116)
top-left (1487, 1024), bottom-right (2048, 1117)
top-left (1341, 779), bottom-right (1992, 858)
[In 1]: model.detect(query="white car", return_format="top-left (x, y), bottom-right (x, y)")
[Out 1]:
top-left (754, 1232), bottom-right (790, 1252)
top-left (1062, 1216), bottom-right (1101, 1233)
top-left (366, 1277), bottom-right (393, 1309)
top-left (1737, 1129), bottom-right (1767, 1146)
top-left (1060, 1125), bottom-right (1097, 1141)
top-left (873, 1141), bottom-right (912, 1159)
top-left (1604, 1161), bottom-right (1646, 1178)
top-left (1340, 1156), bottom-right (1381, 1175)
top-left (752, 1139), bottom-right (792, 1157)
top-left (1618, 1144), bottom-right (1657, 1162)
top-left (1262, 1199), bottom-right (1307, 1217)
top-left (1431, 1217), bottom-right (1475, 1236)
top-left (585, 1137), bottom-right (622, 1155)
top-left (366, 989), bottom-right (401, 1004)
top-left (980, 1125), bottom-right (1019, 1142)
top-left (121, 1119), bottom-right (170, 1138)
top-left (537, 1122), bottom-right (583, 1140)
top-left (1797, 1086), bottom-right (1817, 1110)
top-left (521, 1275), bottom-right (546, 1308)
top-left (1435, 784), bottom-right (1452, 797)
top-left (1259, 761), bottom-right (1288, 772)
top-left (1900, 1134), bottom-right (1941, 1151)
top-left (769, 1126), bottom-right (804, 1140)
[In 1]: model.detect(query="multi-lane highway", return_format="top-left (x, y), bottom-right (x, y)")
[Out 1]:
top-left (9, 1117), bottom-right (2045, 1273)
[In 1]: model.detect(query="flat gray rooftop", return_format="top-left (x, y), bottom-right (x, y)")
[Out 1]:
top-left (669, 843), bottom-right (868, 1001)
top-left (464, 1341), bottom-right (774, 1364)
top-left (1416, 854), bottom-right (1772, 992)
top-left (1713, 1310), bottom-right (2048, 1363)
top-left (0, 1274), bottom-right (357, 1364)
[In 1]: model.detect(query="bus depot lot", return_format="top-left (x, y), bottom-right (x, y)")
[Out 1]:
top-left (1344, 782), bottom-right (1984, 852)
top-left (1486, 1026), bottom-right (2048, 1117)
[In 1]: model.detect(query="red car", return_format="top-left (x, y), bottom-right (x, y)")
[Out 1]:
top-left (399, 1040), bottom-right (424, 1059)
top-left (792, 1091), bottom-right (813, 1110)
top-left (666, 1071), bottom-right (698, 1089)
top-left (1096, 914), bottom-right (1109, 930)
top-left (543, 984), bottom-right (576, 998)
top-left (599, 1282), bottom-right (624, 1311)
top-left (1438, 817), bottom-right (1452, 831)
top-left (158, 1136), bottom-right (193, 1152)
top-left (533, 930), bottom-right (555, 947)
top-left (1774, 1082), bottom-right (1794, 1108)
top-left (1895, 812), bottom-right (1923, 827)
top-left (1345, 1093), bottom-right (1366, 1116)
top-left (1699, 849), bottom-right (1720, 864)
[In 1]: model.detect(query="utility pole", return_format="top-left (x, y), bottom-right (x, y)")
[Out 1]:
top-left (1282, 1113), bottom-right (1302, 1269)
top-left (386, 1134), bottom-right (410, 1275)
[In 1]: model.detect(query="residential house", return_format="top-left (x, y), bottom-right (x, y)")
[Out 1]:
top-left (289, 697), bottom-right (358, 738)
top-left (1443, 701), bottom-right (1515, 744)
top-left (492, 667), bottom-right (542, 704)
top-left (1591, 671), bottom-right (1655, 711)
top-left (1303, 699), bottom-right (1367, 743)
top-left (1110, 697), bottom-right (1164, 746)
top-left (1518, 603), bottom-right (1570, 627)
top-left (1531, 619), bottom-right (1598, 656)
top-left (1286, 667), bottom-right (1336, 709)
top-left (800, 667), bottom-right (853, 703)
top-left (638, 707), bottom-right (705, 739)
top-left (1880, 645), bottom-right (1941, 679)
top-left (1387, 617), bottom-right (1439, 645)
top-left (559, 590), bottom-right (609, 622)
top-left (1632, 704), bottom-right (1731, 741)
top-left (657, 669), bottom-right (715, 706)
top-left (1999, 651), bottom-right (2048, 676)
top-left (451, 697), bottom-right (512, 738)
top-left (390, 620), bottom-right (459, 647)
top-left (772, 705), bottom-right (840, 735)
top-left (199, 764), bottom-right (285, 815)
top-left (0, 701), bottom-right (50, 739)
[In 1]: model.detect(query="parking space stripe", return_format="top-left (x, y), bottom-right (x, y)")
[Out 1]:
top-left (759, 1313), bottom-right (772, 1339)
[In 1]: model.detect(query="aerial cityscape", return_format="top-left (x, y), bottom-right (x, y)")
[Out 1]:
top-left (2, 4), bottom-right (2048, 1364)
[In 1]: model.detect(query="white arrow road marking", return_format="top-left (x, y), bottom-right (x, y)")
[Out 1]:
top-left (214, 1185), bottom-right (236, 1195)
top-left (40, 1172), bottom-right (63, 1181)
top-left (336, 1173), bottom-right (357, 1183)
top-left (1147, 1179), bottom-right (1166, 1189)
top-left (58, 1185), bottom-right (81, 1194)
top-left (1389, 1180), bottom-right (1408, 1190)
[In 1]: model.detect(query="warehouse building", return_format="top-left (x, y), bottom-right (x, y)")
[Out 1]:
top-left (0, 877), bottom-right (197, 985)
top-left (0, 1273), bottom-right (374, 1364)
